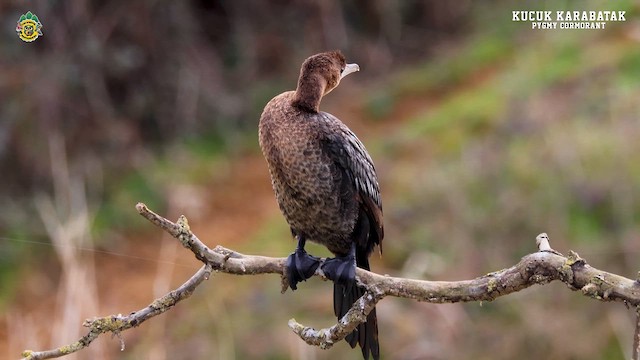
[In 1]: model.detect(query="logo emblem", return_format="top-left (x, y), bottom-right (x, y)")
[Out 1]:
top-left (16, 11), bottom-right (43, 42)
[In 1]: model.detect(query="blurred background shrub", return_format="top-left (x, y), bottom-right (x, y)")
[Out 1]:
top-left (1, 0), bottom-right (640, 359)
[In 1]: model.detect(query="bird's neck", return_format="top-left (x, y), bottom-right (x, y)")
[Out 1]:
top-left (292, 73), bottom-right (326, 113)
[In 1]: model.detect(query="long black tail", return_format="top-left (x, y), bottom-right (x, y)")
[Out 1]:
top-left (333, 247), bottom-right (379, 360)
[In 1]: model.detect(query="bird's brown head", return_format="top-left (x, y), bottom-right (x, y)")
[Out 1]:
top-left (292, 50), bottom-right (359, 113)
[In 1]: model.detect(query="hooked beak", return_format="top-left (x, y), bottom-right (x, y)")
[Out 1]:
top-left (340, 63), bottom-right (360, 80)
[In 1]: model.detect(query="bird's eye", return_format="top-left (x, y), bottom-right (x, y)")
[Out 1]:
top-left (340, 67), bottom-right (345, 73)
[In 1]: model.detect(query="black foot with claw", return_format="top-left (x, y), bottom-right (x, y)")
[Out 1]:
top-left (321, 243), bottom-right (357, 288)
top-left (285, 235), bottom-right (320, 290)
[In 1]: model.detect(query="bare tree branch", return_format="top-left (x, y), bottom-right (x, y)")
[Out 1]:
top-left (21, 264), bottom-right (212, 360)
top-left (21, 203), bottom-right (640, 359)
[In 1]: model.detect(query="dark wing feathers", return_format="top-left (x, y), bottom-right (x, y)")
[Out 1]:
top-left (319, 113), bottom-right (384, 249)
top-left (321, 113), bottom-right (382, 360)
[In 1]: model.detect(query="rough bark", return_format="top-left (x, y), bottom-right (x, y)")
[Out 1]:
top-left (20, 203), bottom-right (640, 359)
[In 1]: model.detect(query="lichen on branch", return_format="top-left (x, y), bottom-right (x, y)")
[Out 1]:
top-left (20, 203), bottom-right (640, 359)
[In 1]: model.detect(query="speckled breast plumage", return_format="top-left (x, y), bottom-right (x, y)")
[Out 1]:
top-left (259, 92), bottom-right (358, 255)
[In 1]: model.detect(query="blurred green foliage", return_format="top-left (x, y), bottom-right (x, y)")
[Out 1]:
top-left (2, 0), bottom-right (640, 359)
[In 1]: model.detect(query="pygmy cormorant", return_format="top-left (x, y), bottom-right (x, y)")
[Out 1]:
top-left (258, 50), bottom-right (383, 360)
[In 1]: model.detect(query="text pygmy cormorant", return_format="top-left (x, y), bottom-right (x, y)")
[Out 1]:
top-left (258, 50), bottom-right (383, 360)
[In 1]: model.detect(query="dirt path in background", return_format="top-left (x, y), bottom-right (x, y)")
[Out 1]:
top-left (0, 154), bottom-right (281, 358)
top-left (1, 81), bottom-right (434, 358)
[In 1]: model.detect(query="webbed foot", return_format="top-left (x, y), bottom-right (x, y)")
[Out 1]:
top-left (285, 248), bottom-right (320, 290)
top-left (321, 251), bottom-right (356, 287)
